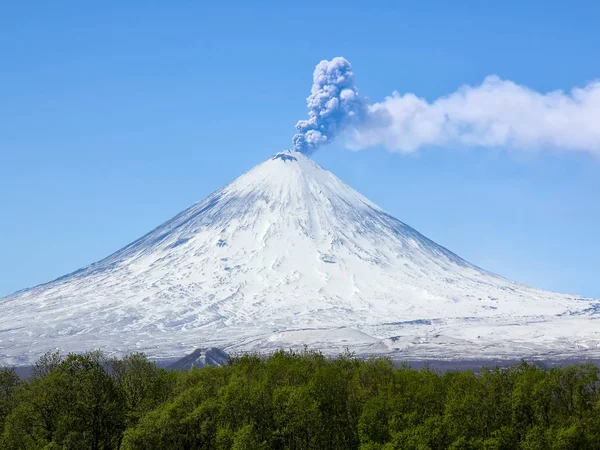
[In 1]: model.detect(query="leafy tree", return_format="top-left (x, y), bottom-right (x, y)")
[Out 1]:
top-left (0, 368), bottom-right (19, 434)
top-left (109, 352), bottom-right (175, 428)
top-left (231, 423), bottom-right (268, 450)
top-left (358, 394), bottom-right (390, 446)
top-left (272, 385), bottom-right (321, 449)
top-left (3, 351), bottom-right (124, 450)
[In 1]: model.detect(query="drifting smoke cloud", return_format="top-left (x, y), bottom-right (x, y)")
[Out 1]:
top-left (293, 58), bottom-right (600, 156)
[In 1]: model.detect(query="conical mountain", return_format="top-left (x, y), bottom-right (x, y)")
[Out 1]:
top-left (1, 151), bottom-right (598, 364)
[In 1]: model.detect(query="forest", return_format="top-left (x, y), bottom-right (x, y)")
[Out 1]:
top-left (1, 349), bottom-right (599, 449)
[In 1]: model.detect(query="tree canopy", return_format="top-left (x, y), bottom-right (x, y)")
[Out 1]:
top-left (1, 349), bottom-right (599, 449)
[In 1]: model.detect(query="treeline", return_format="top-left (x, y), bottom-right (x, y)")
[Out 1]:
top-left (1, 350), bottom-right (600, 449)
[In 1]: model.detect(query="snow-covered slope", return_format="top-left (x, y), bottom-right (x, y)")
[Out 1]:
top-left (1, 151), bottom-right (599, 364)
top-left (167, 348), bottom-right (229, 371)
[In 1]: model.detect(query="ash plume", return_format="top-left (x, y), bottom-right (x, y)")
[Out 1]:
top-left (292, 57), bottom-right (365, 154)
top-left (293, 57), bottom-right (600, 157)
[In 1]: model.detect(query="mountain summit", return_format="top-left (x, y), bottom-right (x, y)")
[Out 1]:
top-left (1, 151), bottom-right (598, 364)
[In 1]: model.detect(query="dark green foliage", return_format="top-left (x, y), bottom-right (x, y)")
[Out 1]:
top-left (1, 351), bottom-right (173, 450)
top-left (0, 367), bottom-right (20, 448)
top-left (2, 351), bottom-right (600, 449)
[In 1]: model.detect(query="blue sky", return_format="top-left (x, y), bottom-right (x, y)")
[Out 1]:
top-left (1, 1), bottom-right (599, 298)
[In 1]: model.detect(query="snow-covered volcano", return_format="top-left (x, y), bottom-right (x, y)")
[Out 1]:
top-left (1, 151), bottom-right (599, 364)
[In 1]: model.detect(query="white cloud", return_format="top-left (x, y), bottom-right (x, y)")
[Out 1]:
top-left (345, 76), bottom-right (600, 155)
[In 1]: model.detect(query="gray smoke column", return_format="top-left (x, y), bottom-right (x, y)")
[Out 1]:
top-left (293, 57), bottom-right (365, 154)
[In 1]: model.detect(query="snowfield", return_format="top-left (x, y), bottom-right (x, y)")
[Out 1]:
top-left (1, 151), bottom-right (599, 365)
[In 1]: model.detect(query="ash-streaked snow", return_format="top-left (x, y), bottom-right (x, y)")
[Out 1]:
top-left (1, 151), bottom-right (599, 365)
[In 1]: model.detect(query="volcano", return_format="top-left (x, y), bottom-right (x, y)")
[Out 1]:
top-left (2, 151), bottom-right (599, 364)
